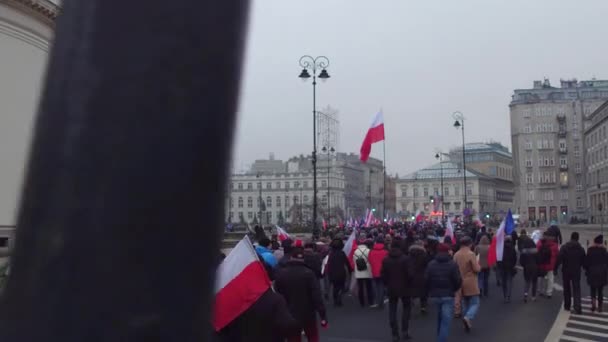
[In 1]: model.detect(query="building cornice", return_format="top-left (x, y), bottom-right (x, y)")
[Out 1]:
top-left (1, 0), bottom-right (59, 27)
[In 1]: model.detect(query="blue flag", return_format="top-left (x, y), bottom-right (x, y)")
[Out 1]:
top-left (505, 209), bottom-right (515, 234)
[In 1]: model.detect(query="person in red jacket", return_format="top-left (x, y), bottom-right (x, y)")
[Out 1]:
top-left (368, 237), bottom-right (389, 308)
top-left (537, 232), bottom-right (559, 298)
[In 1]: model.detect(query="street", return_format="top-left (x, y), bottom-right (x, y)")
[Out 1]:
top-left (320, 272), bottom-right (563, 342)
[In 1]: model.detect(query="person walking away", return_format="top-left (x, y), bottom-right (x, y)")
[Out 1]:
top-left (453, 236), bottom-right (481, 332)
top-left (425, 243), bottom-right (462, 342)
top-left (499, 236), bottom-right (517, 303)
top-left (216, 288), bottom-right (300, 342)
top-left (546, 223), bottom-right (563, 245)
top-left (303, 241), bottom-right (323, 278)
top-left (353, 240), bottom-right (374, 307)
top-left (536, 232), bottom-right (559, 299)
top-left (381, 240), bottom-right (413, 341)
top-left (408, 240), bottom-right (430, 313)
top-left (369, 237), bottom-right (389, 308)
top-left (585, 235), bottom-right (608, 312)
top-left (326, 238), bottom-right (351, 307)
top-left (474, 236), bottom-right (490, 297)
top-left (275, 247), bottom-right (328, 342)
top-left (518, 229), bottom-right (539, 302)
top-left (555, 232), bottom-right (586, 314)
top-left (475, 226), bottom-right (490, 246)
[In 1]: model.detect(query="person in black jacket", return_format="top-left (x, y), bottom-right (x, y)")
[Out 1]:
top-left (499, 236), bottom-right (517, 303)
top-left (408, 241), bottom-right (429, 314)
top-left (216, 288), bottom-right (300, 342)
top-left (326, 238), bottom-right (351, 307)
top-left (585, 235), bottom-right (608, 312)
top-left (556, 232), bottom-right (586, 313)
top-left (546, 224), bottom-right (563, 245)
top-left (275, 247), bottom-right (328, 342)
top-left (303, 241), bottom-right (323, 279)
top-left (518, 229), bottom-right (539, 302)
top-left (381, 241), bottom-right (412, 342)
top-left (425, 243), bottom-right (462, 342)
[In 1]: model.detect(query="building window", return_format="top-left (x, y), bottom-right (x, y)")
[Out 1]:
top-left (303, 195), bottom-right (309, 203)
top-left (248, 212), bottom-right (253, 219)
top-left (445, 203), bottom-right (451, 211)
top-left (466, 185), bottom-right (473, 196)
top-left (575, 177), bottom-right (583, 191)
top-left (413, 188), bottom-right (419, 197)
top-left (321, 180), bottom-right (327, 188)
top-left (303, 181), bottom-right (308, 188)
top-left (526, 173), bottom-right (533, 184)
top-left (560, 172), bottom-right (568, 186)
top-left (527, 191), bottom-right (534, 201)
top-left (559, 139), bottom-right (566, 151)
top-left (285, 182), bottom-right (290, 189)
top-left (247, 183), bottom-right (252, 190)
top-left (276, 182), bottom-right (281, 189)
top-left (537, 140), bottom-right (543, 149)
top-left (560, 156), bottom-right (567, 167)
top-left (455, 186), bottom-right (460, 196)
top-left (524, 140), bottom-right (533, 150)
top-left (525, 159), bottom-right (532, 167)
top-left (238, 197), bottom-right (243, 208)
top-left (266, 182), bottom-right (272, 189)
top-left (257, 182), bottom-right (261, 189)
top-left (523, 108), bottom-right (531, 118)
top-left (523, 125), bottom-right (532, 134)
top-left (455, 202), bottom-right (461, 211)
top-left (543, 191), bottom-right (554, 201)
top-left (266, 196), bottom-right (272, 208)
top-left (549, 157), bottom-right (555, 166)
top-left (237, 183), bottom-right (243, 190)
top-left (276, 196), bottom-right (281, 207)
top-left (575, 163), bottom-right (581, 173)
top-left (576, 197), bottom-right (583, 208)
top-left (423, 188), bottom-right (429, 197)
top-left (285, 196), bottom-right (289, 206)
top-left (247, 197), bottom-right (253, 208)
top-left (560, 190), bottom-right (568, 200)
top-left (444, 187), bottom-right (449, 196)
top-left (574, 145), bottom-right (580, 157)
top-left (433, 187), bottom-right (439, 195)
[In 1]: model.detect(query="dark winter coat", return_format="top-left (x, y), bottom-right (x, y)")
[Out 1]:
top-left (585, 245), bottom-right (608, 288)
top-left (556, 240), bottom-right (586, 277)
top-left (303, 248), bottom-right (323, 278)
top-left (217, 289), bottom-right (299, 342)
top-left (425, 253), bottom-right (462, 298)
top-left (274, 260), bottom-right (327, 324)
top-left (518, 235), bottom-right (539, 280)
top-left (381, 248), bottom-right (411, 298)
top-left (499, 240), bottom-right (517, 276)
top-left (326, 248), bottom-right (351, 282)
top-left (546, 225), bottom-right (563, 245)
top-left (407, 244), bottom-right (429, 298)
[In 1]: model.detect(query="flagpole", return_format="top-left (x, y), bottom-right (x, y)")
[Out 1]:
top-left (383, 138), bottom-right (386, 220)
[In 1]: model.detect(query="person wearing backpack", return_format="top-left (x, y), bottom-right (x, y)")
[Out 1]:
top-left (518, 229), bottom-right (539, 302)
top-left (382, 240), bottom-right (413, 341)
top-left (353, 239), bottom-right (374, 307)
top-left (536, 232), bottom-right (559, 299)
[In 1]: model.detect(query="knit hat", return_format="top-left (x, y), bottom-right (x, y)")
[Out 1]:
top-left (594, 235), bottom-right (604, 244)
top-left (437, 243), bottom-right (450, 253)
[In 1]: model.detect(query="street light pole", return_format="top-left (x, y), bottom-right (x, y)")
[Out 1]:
top-left (436, 153), bottom-right (445, 227)
top-left (299, 55), bottom-right (330, 239)
top-left (256, 173), bottom-right (263, 226)
top-left (453, 111), bottom-right (467, 215)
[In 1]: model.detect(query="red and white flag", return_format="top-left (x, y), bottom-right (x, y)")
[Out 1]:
top-left (276, 226), bottom-right (291, 242)
top-left (343, 229), bottom-right (358, 269)
top-left (360, 110), bottom-right (385, 163)
top-left (445, 217), bottom-right (454, 240)
top-left (213, 236), bottom-right (271, 331)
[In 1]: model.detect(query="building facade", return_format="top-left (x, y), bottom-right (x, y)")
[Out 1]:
top-left (584, 100), bottom-right (608, 224)
top-left (395, 160), bottom-right (503, 217)
top-left (0, 0), bottom-right (58, 244)
top-left (226, 170), bottom-right (346, 225)
top-left (510, 78), bottom-right (608, 223)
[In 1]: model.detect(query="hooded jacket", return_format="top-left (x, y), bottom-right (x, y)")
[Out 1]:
top-left (274, 260), bottom-right (327, 324)
top-left (585, 245), bottom-right (608, 287)
top-left (408, 244), bottom-right (429, 298)
top-left (536, 238), bottom-right (559, 273)
top-left (381, 248), bottom-right (411, 297)
top-left (556, 240), bottom-right (586, 277)
top-left (425, 252), bottom-right (462, 298)
top-left (368, 243), bottom-right (388, 278)
top-left (518, 235), bottom-right (539, 280)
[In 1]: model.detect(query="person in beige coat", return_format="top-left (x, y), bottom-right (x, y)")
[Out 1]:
top-left (453, 236), bottom-right (481, 332)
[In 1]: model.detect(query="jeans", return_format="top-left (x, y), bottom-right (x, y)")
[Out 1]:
top-left (478, 269), bottom-right (490, 296)
top-left (357, 278), bottom-right (374, 307)
top-left (388, 296), bottom-right (411, 338)
top-left (501, 272), bottom-right (513, 299)
top-left (539, 272), bottom-right (554, 296)
top-left (590, 286), bottom-right (604, 311)
top-left (431, 297), bottom-right (454, 342)
top-left (563, 273), bottom-right (582, 312)
top-left (462, 295), bottom-right (480, 321)
top-left (287, 320), bottom-right (319, 342)
top-left (373, 278), bottom-right (385, 306)
top-left (524, 277), bottom-right (538, 297)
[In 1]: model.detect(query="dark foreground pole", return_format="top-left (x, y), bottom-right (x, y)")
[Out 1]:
top-left (0, 0), bottom-right (250, 341)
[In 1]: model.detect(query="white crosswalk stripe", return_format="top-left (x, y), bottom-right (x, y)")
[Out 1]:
top-left (555, 296), bottom-right (608, 342)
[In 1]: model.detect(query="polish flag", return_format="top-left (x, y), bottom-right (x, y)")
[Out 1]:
top-left (343, 229), bottom-right (358, 269)
top-left (364, 209), bottom-right (374, 227)
top-left (360, 110), bottom-right (385, 163)
top-left (276, 226), bottom-right (291, 242)
top-left (213, 236), bottom-right (271, 331)
top-left (445, 217), bottom-right (454, 240)
top-left (322, 219), bottom-right (328, 230)
top-left (488, 209), bottom-right (514, 267)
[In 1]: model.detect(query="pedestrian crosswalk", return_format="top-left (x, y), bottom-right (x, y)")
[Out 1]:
top-left (559, 297), bottom-right (608, 342)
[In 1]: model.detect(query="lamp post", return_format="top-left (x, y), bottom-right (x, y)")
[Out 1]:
top-left (256, 173), bottom-right (263, 226)
top-left (453, 111), bottom-right (467, 215)
top-left (435, 153), bottom-right (445, 227)
top-left (322, 146), bottom-right (335, 224)
top-left (299, 55), bottom-right (330, 239)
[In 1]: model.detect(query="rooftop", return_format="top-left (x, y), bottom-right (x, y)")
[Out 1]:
top-left (400, 161), bottom-right (484, 181)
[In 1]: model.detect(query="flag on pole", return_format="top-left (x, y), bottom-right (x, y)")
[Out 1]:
top-left (445, 216), bottom-right (454, 240)
top-left (322, 219), bottom-right (328, 231)
top-left (487, 209), bottom-right (515, 267)
top-left (360, 110), bottom-right (385, 163)
top-left (276, 226), bottom-right (291, 242)
top-left (213, 236), bottom-right (271, 331)
top-left (343, 229), bottom-right (358, 269)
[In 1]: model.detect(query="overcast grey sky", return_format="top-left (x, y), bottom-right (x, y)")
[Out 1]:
top-left (232, 0), bottom-right (607, 176)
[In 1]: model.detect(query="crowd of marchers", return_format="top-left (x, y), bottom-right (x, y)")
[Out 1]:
top-left (214, 221), bottom-right (608, 342)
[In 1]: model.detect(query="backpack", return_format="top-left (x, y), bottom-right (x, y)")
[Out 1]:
top-left (538, 243), bottom-right (551, 265)
top-left (355, 250), bottom-right (369, 271)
